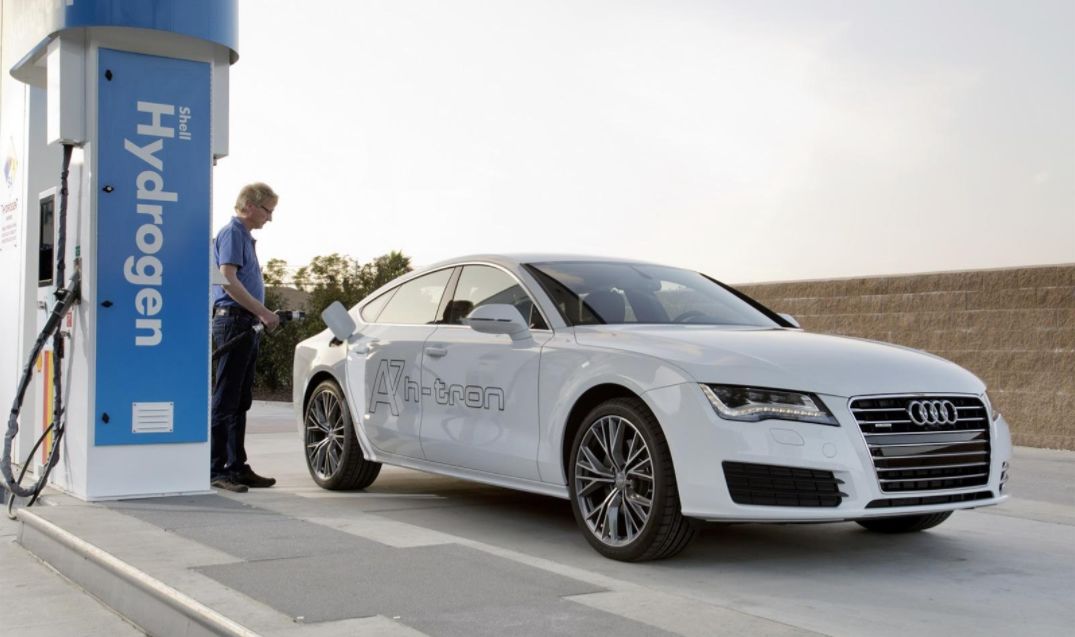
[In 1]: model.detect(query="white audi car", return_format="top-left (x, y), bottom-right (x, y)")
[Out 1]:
top-left (293, 255), bottom-right (1012, 561)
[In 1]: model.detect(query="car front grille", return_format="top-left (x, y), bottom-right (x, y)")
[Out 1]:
top-left (850, 395), bottom-right (991, 494)
top-left (722, 461), bottom-right (845, 507)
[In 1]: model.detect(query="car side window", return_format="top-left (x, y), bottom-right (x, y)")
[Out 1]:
top-left (376, 269), bottom-right (453, 325)
top-left (445, 265), bottom-right (549, 330)
top-left (359, 288), bottom-right (396, 323)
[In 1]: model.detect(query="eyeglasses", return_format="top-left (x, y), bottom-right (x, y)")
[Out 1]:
top-left (257, 204), bottom-right (275, 215)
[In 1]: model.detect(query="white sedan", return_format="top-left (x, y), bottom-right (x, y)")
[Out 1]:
top-left (293, 255), bottom-right (1012, 561)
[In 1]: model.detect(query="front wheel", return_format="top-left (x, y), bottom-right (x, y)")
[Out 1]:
top-left (304, 379), bottom-right (381, 490)
top-left (568, 397), bottom-right (695, 561)
top-left (856, 511), bottom-right (953, 533)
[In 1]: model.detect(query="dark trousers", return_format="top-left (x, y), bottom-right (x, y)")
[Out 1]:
top-left (211, 314), bottom-right (260, 479)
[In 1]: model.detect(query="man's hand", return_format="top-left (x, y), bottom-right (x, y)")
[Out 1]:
top-left (259, 310), bottom-right (281, 333)
top-left (220, 264), bottom-right (280, 333)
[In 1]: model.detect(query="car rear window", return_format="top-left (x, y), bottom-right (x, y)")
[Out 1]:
top-left (375, 269), bottom-right (453, 325)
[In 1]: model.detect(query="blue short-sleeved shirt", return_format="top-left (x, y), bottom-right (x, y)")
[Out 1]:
top-left (213, 216), bottom-right (263, 307)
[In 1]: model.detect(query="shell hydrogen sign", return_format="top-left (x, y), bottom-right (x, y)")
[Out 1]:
top-left (95, 49), bottom-right (211, 446)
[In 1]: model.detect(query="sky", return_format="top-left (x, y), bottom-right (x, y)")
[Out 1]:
top-left (212, 0), bottom-right (1075, 284)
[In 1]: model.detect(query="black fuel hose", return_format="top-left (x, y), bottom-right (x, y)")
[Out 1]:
top-left (3, 144), bottom-right (80, 505)
top-left (211, 310), bottom-right (305, 361)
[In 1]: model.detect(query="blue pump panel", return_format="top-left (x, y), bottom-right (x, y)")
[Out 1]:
top-left (95, 48), bottom-right (210, 445)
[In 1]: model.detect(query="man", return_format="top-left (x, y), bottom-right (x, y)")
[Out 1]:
top-left (210, 182), bottom-right (281, 492)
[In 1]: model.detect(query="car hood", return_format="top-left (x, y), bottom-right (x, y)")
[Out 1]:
top-left (573, 325), bottom-right (984, 397)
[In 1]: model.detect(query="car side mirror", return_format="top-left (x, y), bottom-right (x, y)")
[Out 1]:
top-left (464, 304), bottom-right (532, 341)
top-left (778, 312), bottom-right (801, 329)
top-left (322, 301), bottom-right (357, 341)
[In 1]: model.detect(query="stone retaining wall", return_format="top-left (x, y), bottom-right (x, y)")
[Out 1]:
top-left (736, 264), bottom-right (1075, 450)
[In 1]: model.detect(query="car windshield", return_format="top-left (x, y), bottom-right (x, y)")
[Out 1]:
top-left (526, 261), bottom-right (783, 327)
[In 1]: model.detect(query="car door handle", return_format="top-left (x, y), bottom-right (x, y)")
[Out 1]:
top-left (425, 346), bottom-right (448, 358)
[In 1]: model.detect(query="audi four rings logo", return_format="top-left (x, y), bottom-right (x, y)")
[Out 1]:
top-left (907, 400), bottom-right (959, 426)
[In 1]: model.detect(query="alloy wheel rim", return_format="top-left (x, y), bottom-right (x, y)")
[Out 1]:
top-left (574, 415), bottom-right (654, 547)
top-left (305, 389), bottom-right (346, 480)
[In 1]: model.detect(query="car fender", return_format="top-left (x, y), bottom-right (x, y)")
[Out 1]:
top-left (536, 331), bottom-right (695, 484)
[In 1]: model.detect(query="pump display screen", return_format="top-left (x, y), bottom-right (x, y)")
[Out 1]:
top-left (38, 194), bottom-right (54, 286)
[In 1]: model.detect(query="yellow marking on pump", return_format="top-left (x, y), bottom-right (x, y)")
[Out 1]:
top-left (40, 351), bottom-right (54, 463)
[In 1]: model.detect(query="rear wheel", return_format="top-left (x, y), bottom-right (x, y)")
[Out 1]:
top-left (568, 397), bottom-right (695, 561)
top-left (304, 379), bottom-right (381, 490)
top-left (856, 511), bottom-right (953, 533)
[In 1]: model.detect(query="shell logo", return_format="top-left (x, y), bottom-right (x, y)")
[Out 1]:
top-left (2, 137), bottom-right (17, 194)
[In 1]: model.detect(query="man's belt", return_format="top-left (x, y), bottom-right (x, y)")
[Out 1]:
top-left (213, 305), bottom-right (254, 318)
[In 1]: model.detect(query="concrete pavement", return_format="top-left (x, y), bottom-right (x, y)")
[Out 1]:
top-left (0, 517), bottom-right (142, 636)
top-left (3, 401), bottom-right (1074, 636)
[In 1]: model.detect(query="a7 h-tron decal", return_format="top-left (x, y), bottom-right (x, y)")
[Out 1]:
top-left (368, 359), bottom-right (505, 415)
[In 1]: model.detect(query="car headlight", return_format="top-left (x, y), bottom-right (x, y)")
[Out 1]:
top-left (700, 384), bottom-right (839, 426)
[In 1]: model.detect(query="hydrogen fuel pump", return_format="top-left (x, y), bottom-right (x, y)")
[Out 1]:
top-left (0, 0), bottom-right (239, 502)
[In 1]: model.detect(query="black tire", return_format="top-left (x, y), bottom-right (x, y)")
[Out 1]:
top-left (567, 397), bottom-right (695, 561)
top-left (856, 511), bottom-right (953, 533)
top-left (304, 379), bottom-right (381, 490)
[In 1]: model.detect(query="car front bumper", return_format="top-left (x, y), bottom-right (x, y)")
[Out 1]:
top-left (643, 383), bottom-right (1012, 522)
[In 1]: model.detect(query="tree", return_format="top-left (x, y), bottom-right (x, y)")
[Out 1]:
top-left (361, 251), bottom-right (411, 292)
top-left (263, 258), bottom-right (289, 286)
top-left (254, 251), bottom-right (412, 398)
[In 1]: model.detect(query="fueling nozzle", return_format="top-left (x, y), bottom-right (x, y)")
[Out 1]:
top-left (211, 309), bottom-right (306, 361)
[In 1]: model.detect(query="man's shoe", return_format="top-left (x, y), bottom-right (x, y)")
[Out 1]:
top-left (235, 467), bottom-right (276, 488)
top-left (211, 477), bottom-right (248, 493)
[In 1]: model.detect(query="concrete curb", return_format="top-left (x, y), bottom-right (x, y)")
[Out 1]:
top-left (17, 508), bottom-right (259, 637)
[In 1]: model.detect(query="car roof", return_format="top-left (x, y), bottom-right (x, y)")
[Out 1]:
top-left (360, 253), bottom-right (676, 307)
top-left (421, 253), bottom-right (664, 271)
